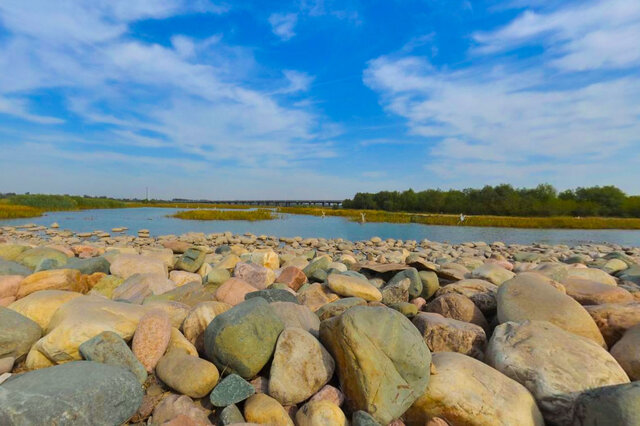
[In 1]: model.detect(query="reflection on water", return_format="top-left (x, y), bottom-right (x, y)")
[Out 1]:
top-left (2, 208), bottom-right (640, 247)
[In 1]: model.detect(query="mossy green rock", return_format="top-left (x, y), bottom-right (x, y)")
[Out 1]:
top-left (204, 298), bottom-right (284, 379)
top-left (388, 268), bottom-right (422, 299)
top-left (15, 247), bottom-right (68, 270)
top-left (0, 259), bottom-right (32, 276)
top-left (89, 276), bottom-right (123, 298)
top-left (210, 373), bottom-right (255, 407)
top-left (381, 278), bottom-right (410, 305)
top-left (0, 361), bottom-right (143, 425)
top-left (63, 257), bottom-right (110, 275)
top-left (245, 289), bottom-right (298, 304)
top-left (418, 270), bottom-right (440, 299)
top-left (175, 248), bottom-right (206, 273)
top-left (320, 306), bottom-right (431, 425)
top-left (206, 268), bottom-right (230, 286)
top-left (79, 331), bottom-right (147, 384)
top-left (303, 256), bottom-right (331, 278)
top-left (218, 404), bottom-right (245, 425)
top-left (352, 410), bottom-right (382, 426)
top-left (389, 302), bottom-right (418, 317)
top-left (0, 307), bottom-right (42, 360)
top-left (0, 244), bottom-right (30, 261)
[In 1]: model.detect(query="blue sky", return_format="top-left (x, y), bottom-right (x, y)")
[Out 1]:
top-left (0, 0), bottom-right (639, 199)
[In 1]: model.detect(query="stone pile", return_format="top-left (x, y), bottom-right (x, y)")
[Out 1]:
top-left (1, 225), bottom-right (640, 425)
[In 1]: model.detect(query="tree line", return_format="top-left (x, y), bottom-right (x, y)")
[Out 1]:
top-left (342, 184), bottom-right (640, 217)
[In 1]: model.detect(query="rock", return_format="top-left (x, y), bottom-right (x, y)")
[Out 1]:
top-left (276, 266), bottom-right (307, 291)
top-left (244, 393), bottom-right (293, 426)
top-left (145, 281), bottom-right (214, 307)
top-left (88, 275), bottom-right (123, 298)
top-left (8, 289), bottom-right (82, 329)
top-left (610, 323), bottom-right (640, 380)
top-left (175, 248), bottom-right (206, 273)
top-left (110, 254), bottom-right (167, 279)
top-left (0, 259), bottom-right (31, 276)
top-left (381, 278), bottom-right (410, 305)
top-left (170, 270), bottom-right (202, 287)
top-left (486, 320), bottom-right (629, 425)
top-left (585, 302), bottom-right (640, 346)
top-left (112, 273), bottom-right (176, 304)
top-left (156, 350), bottom-right (220, 398)
top-left (296, 400), bottom-right (348, 426)
top-left (168, 327), bottom-right (199, 357)
top-left (205, 268), bottom-right (230, 286)
top-left (132, 309), bottom-right (171, 372)
top-left (310, 385), bottom-right (344, 406)
top-left (15, 247), bottom-right (68, 270)
top-left (0, 275), bottom-right (22, 303)
top-left (143, 300), bottom-right (190, 329)
top-left (297, 282), bottom-right (339, 312)
top-left (218, 404), bottom-right (245, 425)
top-left (320, 306), bottom-right (431, 425)
top-left (497, 273), bottom-right (606, 346)
top-left (0, 243), bottom-right (29, 261)
top-left (0, 361), bottom-right (143, 425)
top-left (209, 373), bottom-right (255, 407)
top-left (389, 301), bottom-right (418, 317)
top-left (269, 328), bottom-right (335, 405)
top-left (433, 279), bottom-right (498, 314)
top-left (562, 277), bottom-right (633, 305)
top-left (204, 297), bottom-right (284, 379)
top-left (412, 312), bottom-right (486, 359)
top-left (406, 352), bottom-right (543, 426)
top-left (182, 301), bottom-right (231, 352)
top-left (245, 288), bottom-right (298, 304)
top-left (16, 269), bottom-right (85, 299)
top-left (619, 265), bottom-right (640, 284)
top-left (271, 301), bottom-right (320, 337)
top-left (162, 240), bottom-right (192, 254)
top-left (150, 394), bottom-right (212, 425)
top-left (388, 268), bottom-right (423, 299)
top-left (418, 271), bottom-right (439, 299)
top-left (0, 307), bottom-right (41, 360)
top-left (250, 376), bottom-right (269, 394)
top-left (0, 356), bottom-right (14, 374)
top-left (63, 256), bottom-right (110, 275)
top-left (572, 382), bottom-right (640, 426)
top-left (326, 273), bottom-right (382, 302)
top-left (315, 297), bottom-right (367, 321)
top-left (249, 249), bottom-right (280, 270)
top-left (567, 267), bottom-right (617, 285)
top-left (352, 410), bottom-right (381, 425)
top-left (234, 262), bottom-right (275, 289)
top-left (424, 293), bottom-right (488, 331)
top-left (303, 256), bottom-right (331, 278)
top-left (215, 278), bottom-right (258, 306)
top-left (79, 331), bottom-right (147, 384)
top-left (469, 263), bottom-right (515, 285)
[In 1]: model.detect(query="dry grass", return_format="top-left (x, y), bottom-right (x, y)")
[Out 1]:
top-left (0, 201), bottom-right (43, 219)
top-left (171, 208), bottom-right (276, 221)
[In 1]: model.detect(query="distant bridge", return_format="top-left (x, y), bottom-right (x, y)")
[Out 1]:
top-left (172, 199), bottom-right (343, 207)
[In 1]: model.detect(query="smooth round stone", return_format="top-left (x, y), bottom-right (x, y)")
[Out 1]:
top-left (64, 257), bottom-right (110, 275)
top-left (245, 288), bottom-right (298, 304)
top-left (611, 324), bottom-right (640, 380)
top-left (215, 278), bottom-right (258, 306)
top-left (381, 278), bottom-right (410, 305)
top-left (0, 361), bottom-right (143, 425)
top-left (0, 307), bottom-right (41, 360)
top-left (167, 327), bottom-right (198, 356)
top-left (16, 269), bottom-right (84, 299)
top-left (326, 273), bottom-right (382, 302)
top-left (310, 384), bottom-right (344, 406)
top-left (572, 382), bottom-right (640, 425)
top-left (15, 247), bottom-right (68, 270)
top-left (434, 279), bottom-right (498, 314)
top-left (181, 301), bottom-right (231, 352)
top-left (132, 309), bottom-right (171, 372)
top-left (205, 268), bottom-right (230, 286)
top-left (218, 404), bottom-right (245, 425)
top-left (352, 410), bottom-right (381, 426)
top-left (418, 271), bottom-right (439, 299)
top-left (174, 248), bottom-right (206, 273)
top-left (296, 400), bottom-right (348, 426)
top-left (156, 350), bottom-right (219, 398)
top-left (210, 373), bottom-right (255, 407)
top-left (470, 263), bottom-right (515, 285)
top-left (269, 328), bottom-right (335, 405)
top-left (425, 293), bottom-right (488, 331)
top-left (244, 393), bottom-right (293, 426)
top-left (110, 254), bottom-right (167, 279)
top-left (79, 331), bottom-right (147, 384)
top-left (150, 394), bottom-right (211, 425)
top-left (0, 259), bottom-right (31, 276)
top-left (413, 312), bottom-right (486, 359)
top-left (388, 268), bottom-right (423, 299)
top-left (88, 275), bottom-right (123, 298)
top-left (204, 297), bottom-right (284, 379)
top-left (315, 297), bottom-right (367, 321)
top-left (270, 301), bottom-right (320, 338)
top-left (388, 301), bottom-right (418, 317)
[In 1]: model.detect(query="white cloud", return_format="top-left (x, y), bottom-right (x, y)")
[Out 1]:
top-left (0, 96), bottom-right (65, 124)
top-left (365, 0), bottom-right (640, 188)
top-left (268, 13), bottom-right (298, 41)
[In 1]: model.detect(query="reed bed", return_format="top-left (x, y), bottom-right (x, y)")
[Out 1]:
top-left (8, 194), bottom-right (125, 210)
top-left (0, 203), bottom-right (43, 219)
top-left (171, 208), bottom-right (277, 221)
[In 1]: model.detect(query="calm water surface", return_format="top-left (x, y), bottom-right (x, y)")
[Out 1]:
top-left (2, 208), bottom-right (640, 247)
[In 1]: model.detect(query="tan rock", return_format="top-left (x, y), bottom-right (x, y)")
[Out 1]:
top-left (412, 312), bottom-right (486, 359)
top-left (0, 275), bottom-right (22, 299)
top-left (167, 328), bottom-right (199, 357)
top-left (586, 302), bottom-right (640, 347)
top-left (326, 273), bottom-right (382, 302)
top-left (424, 293), bottom-right (488, 331)
top-left (143, 300), bottom-right (190, 329)
top-left (497, 273), bottom-right (606, 346)
top-left (110, 254), bottom-right (167, 279)
top-left (486, 320), bottom-right (629, 425)
top-left (182, 301), bottom-right (232, 352)
top-left (16, 269), bottom-right (85, 299)
top-left (150, 394), bottom-right (212, 425)
top-left (112, 273), bottom-right (176, 304)
top-left (214, 278), bottom-right (258, 306)
top-left (249, 249), bottom-right (280, 270)
top-left (244, 393), bottom-right (293, 426)
top-left (270, 301), bottom-right (320, 338)
top-left (433, 279), bottom-right (498, 314)
top-left (269, 328), bottom-right (335, 405)
top-left (309, 385), bottom-right (344, 406)
top-left (132, 309), bottom-right (172, 372)
top-left (469, 263), bottom-right (515, 285)
top-left (562, 278), bottom-right (633, 305)
top-left (234, 262), bottom-right (275, 289)
top-left (8, 290), bottom-right (83, 330)
top-left (405, 352), bottom-right (543, 426)
top-left (169, 270), bottom-right (202, 287)
top-left (567, 267), bottom-right (617, 285)
top-left (297, 283), bottom-right (339, 312)
top-left (156, 350), bottom-right (220, 398)
top-left (296, 400), bottom-right (347, 426)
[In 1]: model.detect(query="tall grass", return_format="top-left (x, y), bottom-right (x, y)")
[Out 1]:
top-left (0, 202), bottom-right (43, 219)
top-left (172, 209), bottom-right (276, 221)
top-left (8, 194), bottom-right (125, 210)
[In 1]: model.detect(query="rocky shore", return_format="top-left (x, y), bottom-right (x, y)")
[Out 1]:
top-left (2, 223), bottom-right (640, 425)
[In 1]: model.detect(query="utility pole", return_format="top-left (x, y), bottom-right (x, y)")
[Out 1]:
top-left (146, 187), bottom-right (149, 201)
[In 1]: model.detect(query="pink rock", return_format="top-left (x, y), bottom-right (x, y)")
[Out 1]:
top-left (215, 278), bottom-right (258, 306)
top-left (45, 244), bottom-right (74, 257)
top-left (426, 418), bottom-right (449, 426)
top-left (250, 376), bottom-right (269, 394)
top-left (151, 394), bottom-right (211, 425)
top-left (161, 240), bottom-right (192, 254)
top-left (389, 420), bottom-right (407, 426)
top-left (485, 258), bottom-right (514, 271)
top-left (276, 266), bottom-right (307, 291)
top-left (309, 384), bottom-right (345, 406)
top-left (0, 275), bottom-right (23, 299)
top-left (0, 297), bottom-right (16, 307)
top-left (283, 405), bottom-right (297, 422)
top-left (410, 297), bottom-right (427, 311)
top-left (233, 262), bottom-right (274, 290)
top-left (133, 310), bottom-right (172, 372)
top-left (0, 357), bottom-right (15, 374)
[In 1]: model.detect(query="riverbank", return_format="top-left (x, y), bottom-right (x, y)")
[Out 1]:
top-left (171, 209), bottom-right (277, 221)
top-left (1, 225), bottom-right (640, 424)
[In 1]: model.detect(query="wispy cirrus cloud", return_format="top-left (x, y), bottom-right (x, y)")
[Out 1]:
top-left (269, 12), bottom-right (298, 41)
top-left (364, 0), bottom-right (640, 188)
